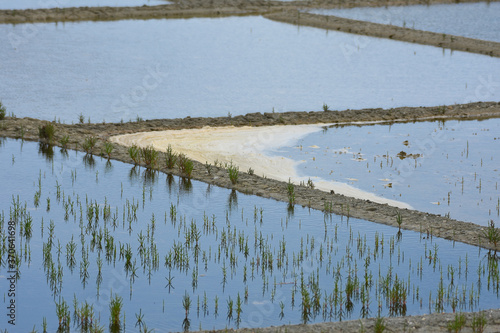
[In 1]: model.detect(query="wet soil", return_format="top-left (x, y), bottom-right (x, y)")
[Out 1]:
top-left (2, 102), bottom-right (500, 252)
top-left (2, 0), bottom-right (500, 330)
top-left (4, 103), bottom-right (500, 332)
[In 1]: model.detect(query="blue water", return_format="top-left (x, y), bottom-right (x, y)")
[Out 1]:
top-left (1, 16), bottom-right (500, 123)
top-left (309, 2), bottom-right (500, 42)
top-left (276, 118), bottom-right (500, 226)
top-left (0, 139), bottom-right (498, 332)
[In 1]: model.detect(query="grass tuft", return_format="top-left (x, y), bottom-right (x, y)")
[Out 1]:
top-left (227, 162), bottom-right (239, 185)
top-left (164, 144), bottom-right (177, 169)
top-left (38, 124), bottom-right (56, 143)
top-left (82, 136), bottom-right (98, 155)
top-left (0, 100), bottom-right (6, 120)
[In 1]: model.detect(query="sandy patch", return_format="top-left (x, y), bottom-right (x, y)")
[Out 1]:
top-left (110, 124), bottom-right (412, 209)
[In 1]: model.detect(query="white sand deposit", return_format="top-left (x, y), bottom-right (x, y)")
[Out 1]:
top-left (111, 125), bottom-right (412, 209)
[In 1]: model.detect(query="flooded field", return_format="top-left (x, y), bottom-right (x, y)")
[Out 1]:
top-left (309, 2), bottom-right (500, 42)
top-left (1, 16), bottom-right (500, 123)
top-left (2, 1), bottom-right (500, 332)
top-left (276, 118), bottom-right (500, 226)
top-left (1, 139), bottom-right (499, 332)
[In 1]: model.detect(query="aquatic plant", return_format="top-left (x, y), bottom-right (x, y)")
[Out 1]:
top-left (204, 161), bottom-right (212, 175)
top-left (104, 142), bottom-right (114, 159)
top-left (140, 145), bottom-right (159, 168)
top-left (109, 293), bottom-right (123, 332)
top-left (59, 135), bottom-right (69, 149)
top-left (396, 211), bottom-right (403, 230)
top-left (374, 316), bottom-right (386, 333)
top-left (322, 103), bottom-right (329, 112)
top-left (82, 136), bottom-right (98, 155)
top-left (0, 100), bottom-right (6, 120)
top-left (287, 179), bottom-right (295, 206)
top-left (227, 162), bottom-right (239, 185)
top-left (128, 145), bottom-right (140, 164)
top-left (471, 312), bottom-right (487, 333)
top-left (163, 144), bottom-right (177, 169)
top-left (177, 153), bottom-right (194, 178)
top-left (38, 124), bottom-right (56, 143)
top-left (55, 298), bottom-right (70, 331)
top-left (447, 312), bottom-right (466, 333)
top-left (483, 220), bottom-right (500, 248)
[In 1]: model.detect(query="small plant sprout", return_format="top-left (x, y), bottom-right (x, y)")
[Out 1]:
top-left (165, 144), bottom-right (177, 169)
top-left (177, 153), bottom-right (194, 178)
top-left (104, 142), bottom-right (114, 159)
top-left (38, 123), bottom-right (56, 144)
top-left (374, 316), bottom-right (386, 333)
top-left (59, 135), bottom-right (69, 149)
top-left (0, 100), bottom-right (6, 120)
top-left (82, 136), bottom-right (98, 155)
top-left (141, 145), bottom-right (159, 168)
top-left (287, 178), bottom-right (295, 207)
top-left (447, 312), bottom-right (466, 333)
top-left (471, 312), bottom-right (487, 333)
top-left (204, 161), bottom-right (212, 175)
top-left (248, 167), bottom-right (254, 175)
top-left (322, 103), bottom-right (329, 112)
top-left (396, 211), bottom-right (403, 230)
top-left (78, 113), bottom-right (85, 124)
top-left (227, 161), bottom-right (239, 185)
top-left (128, 145), bottom-right (140, 164)
top-left (109, 293), bottom-right (123, 332)
top-left (483, 220), bottom-right (500, 248)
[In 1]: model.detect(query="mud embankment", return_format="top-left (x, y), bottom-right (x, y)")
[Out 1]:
top-left (1, 102), bottom-right (500, 253)
top-left (265, 11), bottom-right (500, 58)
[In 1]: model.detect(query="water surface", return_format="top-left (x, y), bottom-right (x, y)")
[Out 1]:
top-left (1, 16), bottom-right (499, 123)
top-left (0, 139), bottom-right (499, 331)
top-left (277, 118), bottom-right (500, 226)
top-left (309, 2), bottom-right (500, 42)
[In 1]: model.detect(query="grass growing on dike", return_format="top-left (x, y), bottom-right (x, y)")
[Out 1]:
top-left (1, 139), bottom-right (499, 332)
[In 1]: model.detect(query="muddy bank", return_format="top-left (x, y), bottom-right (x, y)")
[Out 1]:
top-left (265, 11), bottom-right (500, 58)
top-left (0, 0), bottom-right (498, 24)
top-left (206, 308), bottom-right (500, 333)
top-left (1, 102), bottom-right (500, 253)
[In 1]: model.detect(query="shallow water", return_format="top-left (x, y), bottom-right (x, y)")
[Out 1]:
top-left (276, 118), bottom-right (500, 226)
top-left (1, 139), bottom-right (499, 332)
top-left (309, 2), bottom-right (500, 43)
top-left (0, 0), bottom-right (169, 10)
top-left (1, 16), bottom-right (500, 123)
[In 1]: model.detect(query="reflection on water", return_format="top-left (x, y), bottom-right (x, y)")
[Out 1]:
top-left (0, 138), bottom-right (499, 332)
top-left (309, 2), bottom-right (500, 42)
top-left (277, 118), bottom-right (500, 225)
top-left (1, 16), bottom-right (499, 123)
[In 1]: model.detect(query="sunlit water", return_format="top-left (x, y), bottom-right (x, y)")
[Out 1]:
top-left (0, 0), bottom-right (169, 10)
top-left (1, 16), bottom-right (500, 123)
top-left (275, 118), bottom-right (500, 226)
top-left (309, 2), bottom-right (500, 42)
top-left (0, 139), bottom-right (499, 332)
